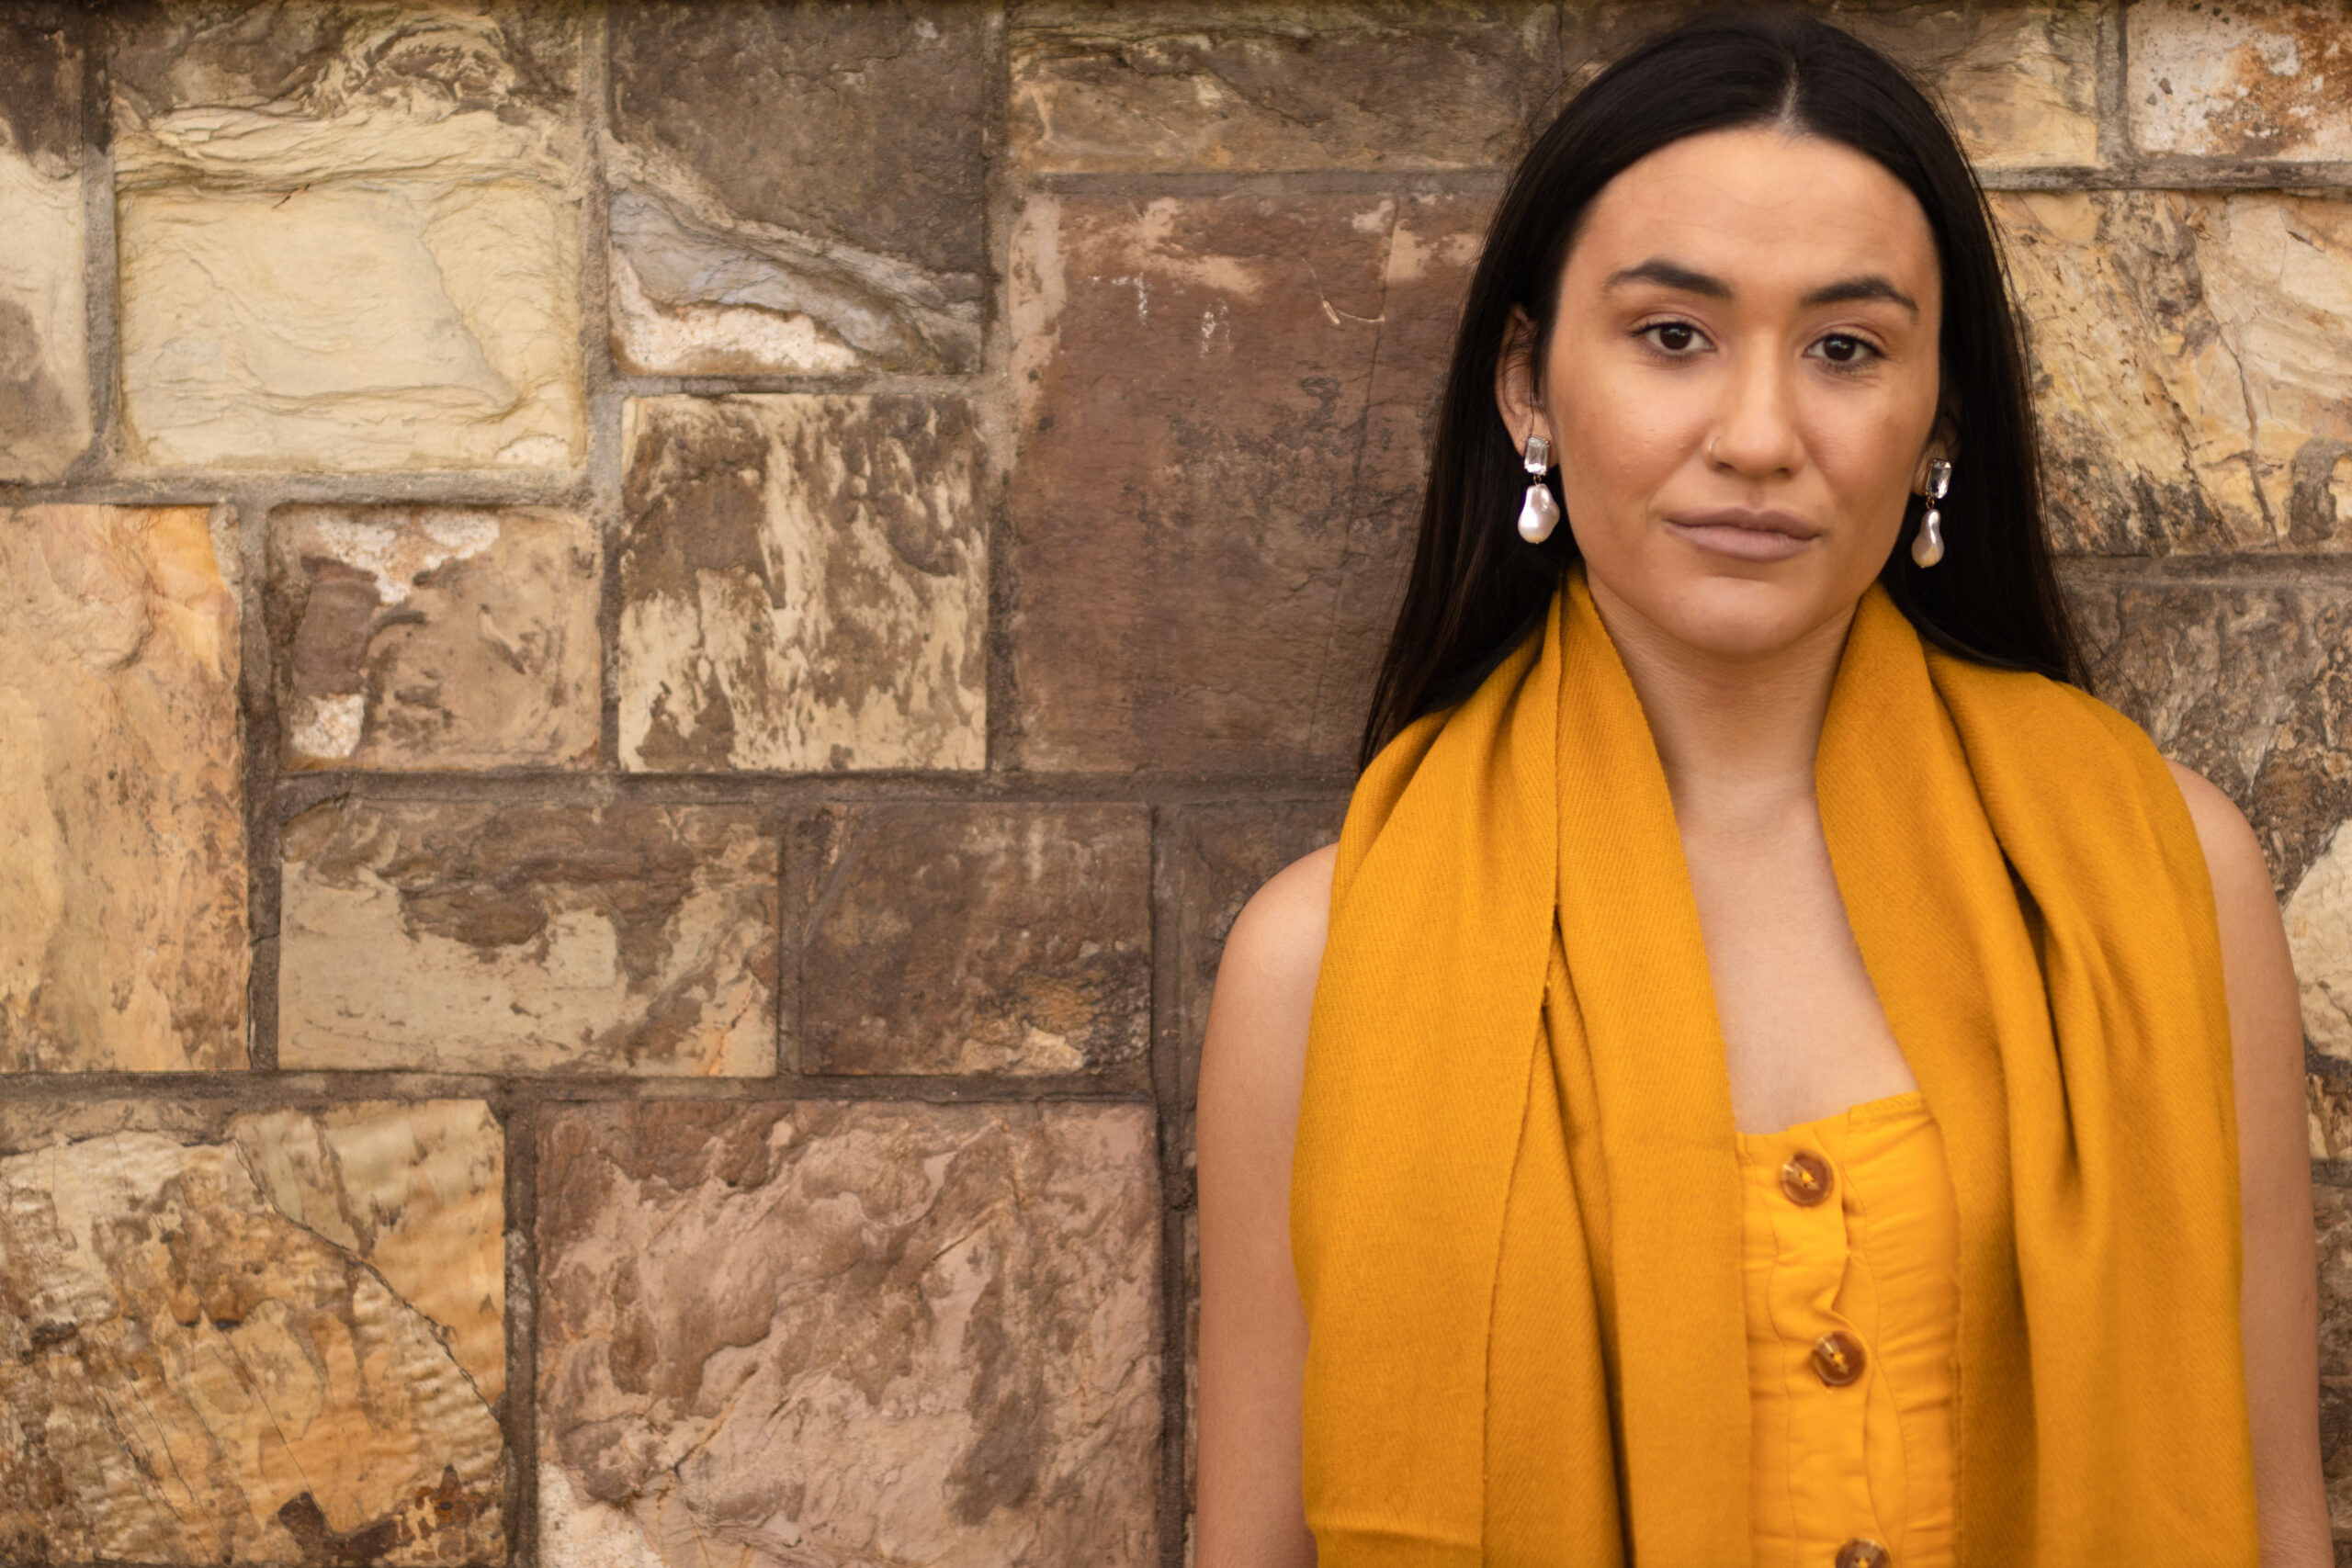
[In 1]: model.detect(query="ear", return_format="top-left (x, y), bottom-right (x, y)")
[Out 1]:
top-left (1493, 306), bottom-right (1550, 453)
top-left (1914, 375), bottom-right (1962, 490)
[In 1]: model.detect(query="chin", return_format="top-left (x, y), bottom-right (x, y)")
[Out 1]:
top-left (1614, 558), bottom-right (1870, 663)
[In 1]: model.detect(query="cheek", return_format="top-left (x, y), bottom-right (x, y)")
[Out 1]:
top-left (1546, 338), bottom-right (1702, 518)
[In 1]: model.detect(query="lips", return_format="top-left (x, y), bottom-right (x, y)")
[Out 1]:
top-left (1663, 506), bottom-right (1821, 562)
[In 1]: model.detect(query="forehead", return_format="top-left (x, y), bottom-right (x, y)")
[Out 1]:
top-left (1566, 128), bottom-right (1941, 305)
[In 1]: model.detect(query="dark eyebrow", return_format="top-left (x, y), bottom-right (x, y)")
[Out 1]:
top-left (1799, 276), bottom-right (1919, 316)
top-left (1603, 259), bottom-right (1730, 298)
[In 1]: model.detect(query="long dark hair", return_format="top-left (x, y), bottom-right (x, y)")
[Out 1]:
top-left (1359, 11), bottom-right (2082, 768)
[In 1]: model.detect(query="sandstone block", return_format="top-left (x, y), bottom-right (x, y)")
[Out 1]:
top-left (537, 1100), bottom-right (1160, 1567)
top-left (110, 5), bottom-right (584, 470)
top-left (0, 1101), bottom-right (504, 1563)
top-left (2317, 1181), bottom-right (2352, 1533)
top-left (2130, 0), bottom-right (2351, 161)
top-left (0, 9), bottom-right (91, 479)
top-left (1012, 2), bottom-right (1561, 174)
top-left (619, 394), bottom-right (988, 773)
top-left (2069, 581), bottom-right (2352, 898)
top-left (0, 505), bottom-right (246, 1071)
top-left (1164, 802), bottom-right (1348, 1169)
top-left (1010, 193), bottom-right (1487, 772)
top-left (269, 504), bottom-right (600, 770)
top-left (2316, 1073), bottom-right (2352, 1161)
top-left (607, 2), bottom-right (988, 374)
top-left (1996, 191), bottom-right (2352, 553)
top-left (788, 804), bottom-right (1150, 1076)
top-left (1561, 2), bottom-right (2102, 170)
top-left (279, 801), bottom-right (775, 1075)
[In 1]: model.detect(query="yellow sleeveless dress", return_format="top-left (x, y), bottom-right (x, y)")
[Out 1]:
top-left (1736, 1089), bottom-right (1961, 1568)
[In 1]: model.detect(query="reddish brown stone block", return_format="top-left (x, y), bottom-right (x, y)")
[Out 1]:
top-left (1009, 192), bottom-right (1487, 772)
top-left (788, 803), bottom-right (1151, 1076)
top-left (2130, 0), bottom-right (2352, 162)
top-left (537, 1100), bottom-right (1160, 1566)
top-left (1012, 2), bottom-right (1562, 174)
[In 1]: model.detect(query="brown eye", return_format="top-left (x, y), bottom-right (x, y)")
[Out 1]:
top-left (1645, 321), bottom-right (1700, 354)
top-left (1815, 333), bottom-right (1874, 366)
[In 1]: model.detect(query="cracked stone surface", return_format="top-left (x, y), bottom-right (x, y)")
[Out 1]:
top-left (606, 2), bottom-right (989, 375)
top-left (537, 1100), bottom-right (1160, 1568)
top-left (110, 3), bottom-right (585, 470)
top-left (2289, 821), bottom-right (2352, 1066)
top-left (1009, 191), bottom-right (1486, 771)
top-left (0, 9), bottom-right (91, 479)
top-left (2314, 1074), bottom-right (2352, 1162)
top-left (2317, 1180), bottom-right (2352, 1534)
top-left (278, 800), bottom-right (777, 1075)
top-left (1011, 1), bottom-right (1562, 174)
top-left (2131, 0), bottom-right (2352, 161)
top-left (1561, 1), bottom-right (2103, 168)
top-left (1163, 801), bottom-right (1348, 1173)
top-left (0, 505), bottom-right (246, 1071)
top-left (786, 804), bottom-right (1151, 1077)
top-left (269, 504), bottom-right (600, 770)
top-left (619, 394), bottom-right (988, 773)
top-left (2070, 580), bottom-right (2352, 899)
top-left (1997, 191), bottom-right (2352, 553)
top-left (0, 1101), bottom-right (504, 1564)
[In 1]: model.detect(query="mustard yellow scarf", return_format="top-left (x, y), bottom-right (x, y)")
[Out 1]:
top-left (1294, 572), bottom-right (2256, 1564)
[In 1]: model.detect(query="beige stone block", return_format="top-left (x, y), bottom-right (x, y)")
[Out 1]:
top-left (278, 801), bottom-right (776, 1075)
top-left (2130, 0), bottom-right (2352, 160)
top-left (2313, 1073), bottom-right (2352, 1161)
top-left (1998, 190), bottom-right (2352, 552)
top-left (537, 1100), bottom-right (1159, 1566)
top-left (0, 505), bottom-right (246, 1071)
top-left (618, 394), bottom-right (988, 773)
top-left (0, 1105), bottom-right (504, 1563)
top-left (111, 7), bottom-right (583, 470)
top-left (1012, 1), bottom-right (1562, 174)
top-left (2291, 822), bottom-right (2352, 1063)
top-left (269, 504), bottom-right (600, 770)
top-left (0, 14), bottom-right (91, 479)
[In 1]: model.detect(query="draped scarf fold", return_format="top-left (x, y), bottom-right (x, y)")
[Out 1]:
top-left (1292, 571), bottom-right (2256, 1565)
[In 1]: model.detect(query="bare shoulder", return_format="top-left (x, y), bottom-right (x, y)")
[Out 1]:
top-left (1221, 843), bottom-right (1340, 991)
top-left (1198, 844), bottom-right (1338, 1116)
top-left (2164, 759), bottom-right (2273, 908)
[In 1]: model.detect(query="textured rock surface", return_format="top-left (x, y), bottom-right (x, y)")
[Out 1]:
top-left (1012, 1), bottom-right (1561, 174)
top-left (2318, 1182), bottom-right (2352, 1534)
top-left (111, 4), bottom-right (584, 470)
top-left (788, 805), bottom-right (1151, 1076)
top-left (2070, 580), bottom-right (2352, 897)
top-left (2290, 821), bottom-right (2352, 1065)
top-left (1010, 192), bottom-right (1486, 771)
top-left (0, 505), bottom-right (246, 1072)
top-left (619, 394), bottom-right (988, 773)
top-left (537, 1100), bottom-right (1160, 1568)
top-left (2316, 1075), bottom-right (2352, 1162)
top-left (2130, 0), bottom-right (2351, 161)
top-left (1998, 191), bottom-right (2352, 554)
top-left (279, 801), bottom-right (776, 1075)
top-left (1164, 801), bottom-right (1347, 1170)
top-left (0, 1105), bottom-right (504, 1564)
top-left (0, 10), bottom-right (90, 479)
top-left (606, 2), bottom-right (988, 375)
top-left (1564, 1), bottom-right (2104, 169)
top-left (269, 504), bottom-right (600, 770)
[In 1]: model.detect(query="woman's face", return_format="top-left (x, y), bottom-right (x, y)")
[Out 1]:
top-left (1498, 127), bottom-right (1949, 663)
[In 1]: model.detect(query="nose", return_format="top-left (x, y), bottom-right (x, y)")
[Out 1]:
top-left (1704, 346), bottom-right (1804, 479)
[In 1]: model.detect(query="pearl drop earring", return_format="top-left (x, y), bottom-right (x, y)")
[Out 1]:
top-left (1911, 458), bottom-right (1952, 568)
top-left (1517, 434), bottom-right (1560, 544)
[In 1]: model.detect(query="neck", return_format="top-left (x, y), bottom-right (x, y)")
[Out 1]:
top-left (1584, 574), bottom-right (1858, 826)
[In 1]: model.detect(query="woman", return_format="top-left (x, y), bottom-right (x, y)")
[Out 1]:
top-left (1195, 14), bottom-right (2329, 1568)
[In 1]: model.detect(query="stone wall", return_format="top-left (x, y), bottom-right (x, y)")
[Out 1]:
top-left (0, 1), bottom-right (2346, 1563)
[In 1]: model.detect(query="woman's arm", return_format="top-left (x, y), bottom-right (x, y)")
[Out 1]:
top-left (1194, 845), bottom-right (1336, 1568)
top-left (2169, 761), bottom-right (2335, 1566)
